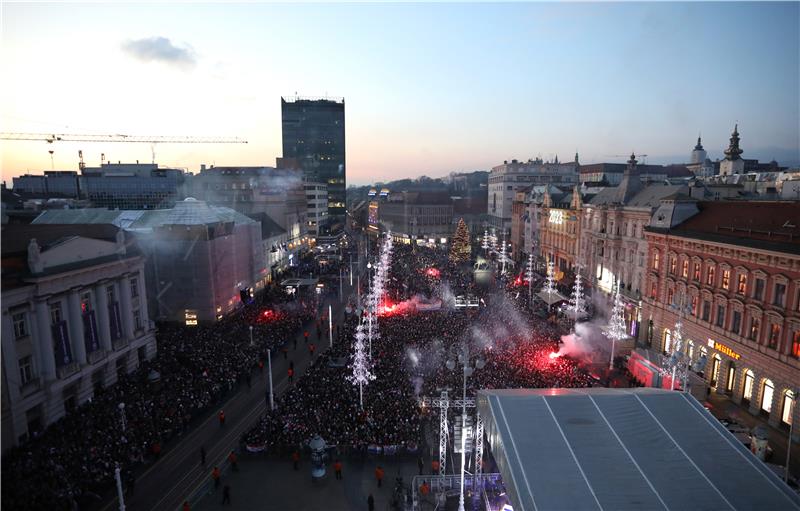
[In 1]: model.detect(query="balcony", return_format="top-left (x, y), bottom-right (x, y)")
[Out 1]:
top-left (88, 350), bottom-right (107, 365)
top-left (57, 363), bottom-right (79, 380)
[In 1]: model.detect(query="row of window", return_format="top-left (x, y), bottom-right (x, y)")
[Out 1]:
top-left (653, 253), bottom-right (797, 309)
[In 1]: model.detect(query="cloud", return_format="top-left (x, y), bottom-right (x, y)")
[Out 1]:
top-left (121, 37), bottom-right (196, 70)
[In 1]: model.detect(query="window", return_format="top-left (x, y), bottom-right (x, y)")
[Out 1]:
top-left (667, 287), bottom-right (674, 306)
top-left (743, 370), bottom-right (755, 403)
top-left (19, 356), bottom-right (33, 385)
top-left (737, 274), bottom-right (747, 295)
top-left (670, 257), bottom-right (677, 275)
top-left (133, 309), bottom-right (142, 331)
top-left (726, 366), bottom-right (735, 393)
top-left (693, 263), bottom-right (701, 281)
top-left (49, 303), bottom-right (62, 325)
top-left (768, 323), bottom-right (781, 349)
top-left (638, 252), bottom-right (644, 267)
top-left (761, 379), bottom-right (775, 414)
top-left (793, 331), bottom-right (800, 358)
top-left (774, 282), bottom-right (786, 306)
top-left (130, 277), bottom-right (139, 298)
top-left (754, 279), bottom-right (765, 300)
top-left (731, 310), bottom-right (742, 335)
top-left (706, 266), bottom-right (715, 286)
top-left (782, 390), bottom-right (795, 426)
top-left (652, 252), bottom-right (660, 271)
top-left (107, 285), bottom-right (116, 303)
top-left (749, 317), bottom-right (761, 342)
top-left (716, 305), bottom-right (725, 328)
top-left (702, 301), bottom-right (711, 321)
top-left (722, 270), bottom-right (730, 290)
top-left (682, 260), bottom-right (689, 278)
top-left (650, 282), bottom-right (657, 300)
top-left (12, 312), bottom-right (28, 339)
top-left (691, 296), bottom-right (698, 316)
top-left (80, 292), bottom-right (92, 313)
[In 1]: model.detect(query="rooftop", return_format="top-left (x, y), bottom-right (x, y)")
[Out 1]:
top-left (478, 387), bottom-right (800, 511)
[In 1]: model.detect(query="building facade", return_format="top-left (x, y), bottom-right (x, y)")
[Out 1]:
top-left (488, 157), bottom-right (579, 232)
top-left (378, 192), bottom-right (454, 245)
top-left (1, 224), bottom-right (156, 448)
top-left (642, 200), bottom-right (800, 433)
top-left (539, 186), bottom-right (584, 273)
top-left (32, 199), bottom-right (267, 322)
top-left (81, 162), bottom-right (185, 209)
top-left (304, 180), bottom-right (329, 238)
top-left (281, 97), bottom-right (346, 232)
top-left (12, 171), bottom-right (81, 198)
top-left (189, 166), bottom-right (309, 254)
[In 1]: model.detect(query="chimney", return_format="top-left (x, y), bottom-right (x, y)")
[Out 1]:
top-left (201, 164), bottom-right (207, 172)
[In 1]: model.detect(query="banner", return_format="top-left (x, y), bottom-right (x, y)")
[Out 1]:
top-left (83, 311), bottom-right (100, 353)
top-left (109, 302), bottom-right (123, 340)
top-left (52, 321), bottom-right (72, 367)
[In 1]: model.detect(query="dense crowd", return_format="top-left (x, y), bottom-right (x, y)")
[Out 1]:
top-left (242, 242), bottom-right (593, 457)
top-left (1, 285), bottom-right (315, 511)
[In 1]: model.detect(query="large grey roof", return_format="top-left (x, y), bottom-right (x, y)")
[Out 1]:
top-left (478, 387), bottom-right (800, 511)
top-left (31, 199), bottom-right (257, 230)
top-left (590, 184), bottom-right (686, 209)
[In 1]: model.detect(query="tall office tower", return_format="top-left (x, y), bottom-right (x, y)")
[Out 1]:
top-left (281, 96), bottom-right (346, 234)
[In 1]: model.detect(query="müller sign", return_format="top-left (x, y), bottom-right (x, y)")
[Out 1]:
top-left (708, 338), bottom-right (741, 360)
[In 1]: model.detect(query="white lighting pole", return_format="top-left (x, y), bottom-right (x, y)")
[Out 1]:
top-left (249, 325), bottom-right (254, 347)
top-left (328, 304), bottom-right (333, 348)
top-left (115, 463), bottom-right (126, 511)
top-left (786, 388), bottom-right (798, 483)
top-left (267, 348), bottom-right (274, 410)
top-left (118, 402), bottom-right (126, 433)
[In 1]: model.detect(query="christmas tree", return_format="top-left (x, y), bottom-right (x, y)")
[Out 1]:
top-left (603, 282), bottom-right (628, 369)
top-left (449, 218), bottom-right (472, 263)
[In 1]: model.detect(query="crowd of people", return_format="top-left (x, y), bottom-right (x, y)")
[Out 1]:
top-left (1, 285), bottom-right (315, 511)
top-left (242, 242), bottom-right (594, 460)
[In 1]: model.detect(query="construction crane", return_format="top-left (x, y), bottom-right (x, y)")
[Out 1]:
top-left (0, 132), bottom-right (248, 168)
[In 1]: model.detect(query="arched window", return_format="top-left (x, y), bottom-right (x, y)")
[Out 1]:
top-left (761, 379), bottom-right (775, 414)
top-left (710, 355), bottom-right (721, 387)
top-left (687, 340), bottom-right (695, 361)
top-left (782, 390), bottom-right (795, 426)
top-left (663, 329), bottom-right (672, 353)
top-left (725, 364), bottom-right (735, 393)
top-left (743, 370), bottom-right (755, 403)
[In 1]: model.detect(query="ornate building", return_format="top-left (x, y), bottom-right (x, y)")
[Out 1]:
top-left (539, 186), bottom-right (585, 273)
top-left (642, 199), bottom-right (800, 434)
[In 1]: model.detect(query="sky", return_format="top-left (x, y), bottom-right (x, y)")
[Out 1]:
top-left (1, 2), bottom-right (798, 186)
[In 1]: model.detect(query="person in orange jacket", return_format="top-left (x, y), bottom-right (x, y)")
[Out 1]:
top-left (228, 450), bottom-right (238, 472)
top-left (218, 410), bottom-right (226, 427)
top-left (431, 459), bottom-right (440, 474)
top-left (334, 459), bottom-right (343, 480)
top-left (420, 481), bottom-right (430, 496)
top-left (182, 501), bottom-right (191, 511)
top-left (287, 367), bottom-right (294, 383)
top-left (292, 450), bottom-right (300, 470)
top-left (374, 466), bottom-right (384, 487)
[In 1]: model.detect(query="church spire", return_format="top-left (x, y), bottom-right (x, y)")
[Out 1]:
top-left (694, 134), bottom-right (703, 151)
top-left (724, 124), bottom-right (743, 161)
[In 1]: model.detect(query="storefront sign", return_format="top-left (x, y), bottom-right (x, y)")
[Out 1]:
top-left (185, 310), bottom-right (198, 326)
top-left (708, 338), bottom-right (741, 360)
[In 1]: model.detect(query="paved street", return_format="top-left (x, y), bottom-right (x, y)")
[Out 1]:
top-left (100, 277), bottom-right (358, 511)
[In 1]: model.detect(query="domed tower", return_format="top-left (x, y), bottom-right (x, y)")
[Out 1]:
top-left (690, 135), bottom-right (707, 164)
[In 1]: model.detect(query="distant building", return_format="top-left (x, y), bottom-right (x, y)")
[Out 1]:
top-left (31, 199), bottom-right (266, 322)
top-left (80, 162), bottom-right (185, 210)
top-left (539, 186), bottom-right (587, 274)
top-left (304, 180), bottom-right (329, 238)
top-left (12, 171), bottom-right (80, 198)
top-left (580, 163), bottom-right (693, 186)
top-left (281, 97), bottom-right (346, 233)
top-left (643, 200), bottom-right (800, 433)
top-left (248, 212), bottom-right (289, 283)
top-left (378, 191), bottom-right (454, 245)
top-left (1, 224), bottom-right (156, 448)
top-left (489, 157), bottom-right (580, 232)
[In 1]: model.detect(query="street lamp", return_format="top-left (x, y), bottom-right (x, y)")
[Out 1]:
top-left (249, 325), bottom-right (254, 347)
top-left (446, 343), bottom-right (485, 511)
top-left (114, 463), bottom-right (126, 511)
top-left (786, 388), bottom-right (798, 483)
top-left (267, 348), bottom-right (274, 410)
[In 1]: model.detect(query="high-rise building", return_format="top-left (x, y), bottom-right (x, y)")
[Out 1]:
top-left (281, 97), bottom-right (346, 233)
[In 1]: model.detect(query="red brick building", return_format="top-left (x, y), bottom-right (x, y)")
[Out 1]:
top-left (643, 198), bottom-right (800, 432)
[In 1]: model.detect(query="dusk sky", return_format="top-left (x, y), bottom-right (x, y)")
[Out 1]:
top-left (1, 2), bottom-right (798, 185)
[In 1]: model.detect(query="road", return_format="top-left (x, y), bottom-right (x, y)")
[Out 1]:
top-left (101, 274), bottom-right (359, 511)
